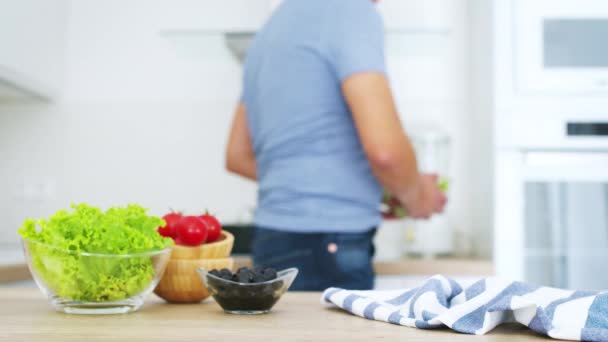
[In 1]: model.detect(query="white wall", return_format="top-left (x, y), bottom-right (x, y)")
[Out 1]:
top-left (0, 0), bottom-right (494, 257)
top-left (468, 0), bottom-right (495, 258)
top-left (0, 0), bottom-right (258, 247)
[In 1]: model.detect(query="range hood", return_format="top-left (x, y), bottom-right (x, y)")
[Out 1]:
top-left (224, 32), bottom-right (255, 64)
top-left (160, 30), bottom-right (254, 65)
top-left (160, 27), bottom-right (451, 67)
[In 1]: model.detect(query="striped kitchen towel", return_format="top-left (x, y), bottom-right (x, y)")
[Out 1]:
top-left (321, 275), bottom-right (608, 342)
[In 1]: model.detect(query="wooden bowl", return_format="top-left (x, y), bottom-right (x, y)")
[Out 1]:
top-left (154, 257), bottom-right (234, 303)
top-left (170, 231), bottom-right (234, 260)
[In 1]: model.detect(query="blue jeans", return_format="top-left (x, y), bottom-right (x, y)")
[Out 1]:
top-left (251, 227), bottom-right (376, 291)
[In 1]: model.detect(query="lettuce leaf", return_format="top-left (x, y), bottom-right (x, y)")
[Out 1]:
top-left (18, 204), bottom-right (173, 302)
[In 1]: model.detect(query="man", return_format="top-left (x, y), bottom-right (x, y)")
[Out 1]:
top-left (225, 0), bottom-right (446, 290)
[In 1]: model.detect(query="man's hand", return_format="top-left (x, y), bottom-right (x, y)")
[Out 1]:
top-left (398, 174), bottom-right (447, 219)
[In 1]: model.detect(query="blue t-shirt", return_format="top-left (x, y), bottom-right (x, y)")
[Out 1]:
top-left (241, 0), bottom-right (386, 233)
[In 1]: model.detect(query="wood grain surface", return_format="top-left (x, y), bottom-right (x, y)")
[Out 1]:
top-left (0, 289), bottom-right (550, 342)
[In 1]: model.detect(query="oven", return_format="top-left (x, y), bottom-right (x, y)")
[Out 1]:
top-left (514, 0), bottom-right (608, 94)
top-left (495, 121), bottom-right (608, 289)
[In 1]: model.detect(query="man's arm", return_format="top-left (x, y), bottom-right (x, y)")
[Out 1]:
top-left (342, 73), bottom-right (446, 218)
top-left (225, 103), bottom-right (257, 181)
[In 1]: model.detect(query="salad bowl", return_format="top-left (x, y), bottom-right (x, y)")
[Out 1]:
top-left (22, 238), bottom-right (172, 314)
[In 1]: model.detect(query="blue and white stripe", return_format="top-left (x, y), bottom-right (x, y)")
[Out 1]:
top-left (321, 275), bottom-right (608, 341)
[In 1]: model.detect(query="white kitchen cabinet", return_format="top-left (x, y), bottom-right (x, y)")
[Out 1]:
top-left (377, 0), bottom-right (456, 33)
top-left (0, 0), bottom-right (68, 101)
top-left (159, 0), bottom-right (457, 34)
top-left (268, 0), bottom-right (456, 33)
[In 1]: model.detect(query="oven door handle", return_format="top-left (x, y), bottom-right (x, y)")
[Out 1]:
top-left (524, 151), bottom-right (608, 167)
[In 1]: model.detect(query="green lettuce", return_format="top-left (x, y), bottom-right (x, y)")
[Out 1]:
top-left (438, 178), bottom-right (449, 193)
top-left (18, 204), bottom-right (173, 302)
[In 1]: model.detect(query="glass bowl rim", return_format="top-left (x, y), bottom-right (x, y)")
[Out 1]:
top-left (21, 237), bottom-right (173, 258)
top-left (198, 267), bottom-right (298, 287)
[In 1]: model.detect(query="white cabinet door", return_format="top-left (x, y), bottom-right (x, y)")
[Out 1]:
top-left (158, 0), bottom-right (456, 33)
top-left (0, 0), bottom-right (67, 101)
top-left (267, 0), bottom-right (457, 32)
top-left (377, 0), bottom-right (456, 32)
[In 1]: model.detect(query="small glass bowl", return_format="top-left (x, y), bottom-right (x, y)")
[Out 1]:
top-left (22, 238), bottom-right (172, 314)
top-left (197, 268), bottom-right (298, 315)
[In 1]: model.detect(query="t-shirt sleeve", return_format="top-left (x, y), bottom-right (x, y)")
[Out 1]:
top-left (240, 63), bottom-right (250, 105)
top-left (240, 47), bottom-right (254, 106)
top-left (323, 0), bottom-right (386, 82)
top-left (239, 88), bottom-right (248, 106)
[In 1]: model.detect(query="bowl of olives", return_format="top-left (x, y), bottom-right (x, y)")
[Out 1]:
top-left (197, 267), bottom-right (298, 315)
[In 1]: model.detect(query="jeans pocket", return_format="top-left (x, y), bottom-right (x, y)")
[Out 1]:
top-left (331, 232), bottom-right (374, 274)
top-left (334, 246), bottom-right (371, 274)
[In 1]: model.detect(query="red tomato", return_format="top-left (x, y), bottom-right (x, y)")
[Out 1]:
top-left (199, 213), bottom-right (222, 243)
top-left (158, 212), bottom-right (182, 238)
top-left (175, 216), bottom-right (208, 246)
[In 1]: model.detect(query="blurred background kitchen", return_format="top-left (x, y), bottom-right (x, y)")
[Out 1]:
top-left (1, 0), bottom-right (607, 290)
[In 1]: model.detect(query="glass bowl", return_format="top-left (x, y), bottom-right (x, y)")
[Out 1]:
top-left (21, 238), bottom-right (172, 314)
top-left (197, 267), bottom-right (298, 315)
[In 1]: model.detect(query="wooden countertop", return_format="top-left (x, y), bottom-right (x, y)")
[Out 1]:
top-left (232, 256), bottom-right (494, 277)
top-left (0, 263), bottom-right (31, 282)
top-left (1, 256), bottom-right (494, 283)
top-left (1, 289), bottom-right (548, 341)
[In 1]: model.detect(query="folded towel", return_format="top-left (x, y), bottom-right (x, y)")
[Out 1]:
top-left (321, 275), bottom-right (608, 342)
